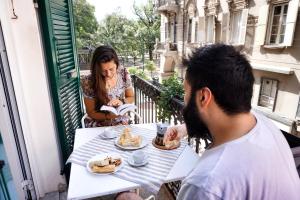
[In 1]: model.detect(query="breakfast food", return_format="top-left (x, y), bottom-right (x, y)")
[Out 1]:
top-left (89, 155), bottom-right (122, 173)
top-left (165, 140), bottom-right (179, 149)
top-left (118, 128), bottom-right (142, 147)
top-left (92, 164), bottom-right (115, 173)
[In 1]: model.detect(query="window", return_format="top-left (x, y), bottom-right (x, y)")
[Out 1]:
top-left (255, 0), bottom-right (299, 46)
top-left (228, 9), bottom-right (248, 45)
top-left (206, 16), bottom-right (215, 43)
top-left (188, 19), bottom-right (192, 42)
top-left (194, 21), bottom-right (198, 42)
top-left (258, 78), bottom-right (279, 110)
top-left (165, 22), bottom-right (168, 41)
top-left (229, 11), bottom-right (242, 44)
top-left (268, 4), bottom-right (288, 44)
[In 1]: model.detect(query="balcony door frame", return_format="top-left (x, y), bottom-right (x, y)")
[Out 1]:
top-left (0, 22), bottom-right (36, 200)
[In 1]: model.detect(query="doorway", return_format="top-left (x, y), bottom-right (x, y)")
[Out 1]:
top-left (0, 22), bottom-right (36, 199)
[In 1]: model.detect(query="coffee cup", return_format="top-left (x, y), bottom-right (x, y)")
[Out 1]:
top-left (132, 150), bottom-right (146, 164)
top-left (102, 128), bottom-right (117, 138)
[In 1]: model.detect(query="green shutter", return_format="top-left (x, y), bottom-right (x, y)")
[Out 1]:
top-left (38, 0), bottom-right (83, 177)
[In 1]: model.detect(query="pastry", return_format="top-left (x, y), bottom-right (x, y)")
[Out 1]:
top-left (118, 128), bottom-right (142, 147)
top-left (165, 140), bottom-right (179, 149)
top-left (110, 155), bottom-right (122, 166)
top-left (91, 164), bottom-right (115, 173)
top-left (89, 157), bottom-right (110, 168)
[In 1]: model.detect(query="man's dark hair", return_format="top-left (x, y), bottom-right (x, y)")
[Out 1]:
top-left (184, 44), bottom-right (254, 115)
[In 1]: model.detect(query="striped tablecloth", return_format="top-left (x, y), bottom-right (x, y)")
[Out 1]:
top-left (67, 125), bottom-right (188, 193)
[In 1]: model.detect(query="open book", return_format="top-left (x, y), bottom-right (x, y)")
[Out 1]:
top-left (100, 104), bottom-right (137, 116)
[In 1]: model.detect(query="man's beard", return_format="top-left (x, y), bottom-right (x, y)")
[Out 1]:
top-left (183, 94), bottom-right (212, 141)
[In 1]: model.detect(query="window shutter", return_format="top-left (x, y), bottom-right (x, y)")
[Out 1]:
top-left (191, 18), bottom-right (196, 43)
top-left (198, 16), bottom-right (205, 43)
top-left (255, 5), bottom-right (270, 46)
top-left (212, 16), bottom-right (216, 43)
top-left (38, 0), bottom-right (83, 173)
top-left (160, 17), bottom-right (165, 42)
top-left (222, 13), bottom-right (229, 43)
top-left (283, 0), bottom-right (299, 46)
top-left (238, 9), bottom-right (249, 45)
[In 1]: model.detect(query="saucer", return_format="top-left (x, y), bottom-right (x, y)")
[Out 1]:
top-left (127, 155), bottom-right (148, 167)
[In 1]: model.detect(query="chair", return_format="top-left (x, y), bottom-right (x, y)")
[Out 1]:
top-left (292, 146), bottom-right (300, 177)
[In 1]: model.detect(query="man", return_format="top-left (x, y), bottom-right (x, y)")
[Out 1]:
top-left (165, 44), bottom-right (300, 199)
top-left (117, 44), bottom-right (300, 200)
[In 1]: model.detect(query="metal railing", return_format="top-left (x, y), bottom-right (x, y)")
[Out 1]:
top-left (77, 49), bottom-right (92, 70)
top-left (132, 75), bottom-right (208, 198)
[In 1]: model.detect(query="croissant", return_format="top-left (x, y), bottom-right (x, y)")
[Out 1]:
top-left (91, 164), bottom-right (115, 173)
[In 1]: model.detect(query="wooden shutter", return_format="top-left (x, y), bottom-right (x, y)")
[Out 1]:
top-left (212, 16), bottom-right (216, 43)
top-left (238, 9), bottom-right (249, 45)
top-left (38, 0), bottom-right (83, 171)
top-left (198, 16), bottom-right (205, 43)
top-left (222, 13), bottom-right (229, 43)
top-left (255, 5), bottom-right (270, 46)
top-left (160, 16), bottom-right (166, 43)
top-left (283, 0), bottom-right (300, 46)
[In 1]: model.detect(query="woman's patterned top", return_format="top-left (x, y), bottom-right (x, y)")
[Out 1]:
top-left (80, 66), bottom-right (133, 127)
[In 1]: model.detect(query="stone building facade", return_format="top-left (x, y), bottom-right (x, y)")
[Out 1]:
top-left (154, 0), bottom-right (300, 136)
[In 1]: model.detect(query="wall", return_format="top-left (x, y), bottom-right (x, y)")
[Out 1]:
top-left (0, 0), bottom-right (65, 197)
top-left (248, 1), bottom-right (300, 121)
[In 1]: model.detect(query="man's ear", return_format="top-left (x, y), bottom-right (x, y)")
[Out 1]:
top-left (196, 87), bottom-right (212, 108)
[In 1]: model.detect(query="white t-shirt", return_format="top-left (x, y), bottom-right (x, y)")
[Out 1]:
top-left (178, 111), bottom-right (300, 200)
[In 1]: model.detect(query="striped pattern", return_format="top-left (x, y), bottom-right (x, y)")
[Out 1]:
top-left (67, 125), bottom-right (187, 193)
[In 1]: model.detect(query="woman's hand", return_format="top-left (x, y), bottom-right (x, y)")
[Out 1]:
top-left (107, 99), bottom-right (123, 107)
top-left (163, 124), bottom-right (187, 144)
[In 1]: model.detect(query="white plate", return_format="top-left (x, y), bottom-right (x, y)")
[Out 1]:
top-left (127, 155), bottom-right (148, 167)
top-left (86, 153), bottom-right (124, 175)
top-left (114, 136), bottom-right (148, 150)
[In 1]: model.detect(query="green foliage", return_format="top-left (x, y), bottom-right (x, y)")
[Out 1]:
top-left (98, 13), bottom-right (140, 59)
top-left (127, 67), bottom-right (150, 80)
top-left (73, 0), bottom-right (99, 49)
top-left (157, 75), bottom-right (184, 122)
top-left (145, 61), bottom-right (156, 77)
top-left (133, 0), bottom-right (160, 60)
top-left (128, 66), bottom-right (138, 75)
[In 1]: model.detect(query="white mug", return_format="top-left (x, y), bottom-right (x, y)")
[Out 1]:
top-left (103, 128), bottom-right (116, 138)
top-left (132, 150), bottom-right (146, 164)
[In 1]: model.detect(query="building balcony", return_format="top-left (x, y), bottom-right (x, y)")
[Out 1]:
top-left (155, 0), bottom-right (179, 14)
top-left (154, 41), bottom-right (178, 56)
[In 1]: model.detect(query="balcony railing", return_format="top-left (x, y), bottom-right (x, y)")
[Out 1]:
top-left (154, 42), bottom-right (178, 53)
top-left (132, 75), bottom-right (209, 198)
top-left (77, 49), bottom-right (92, 70)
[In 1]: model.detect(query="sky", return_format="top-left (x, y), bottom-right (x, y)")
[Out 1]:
top-left (86, 0), bottom-right (148, 22)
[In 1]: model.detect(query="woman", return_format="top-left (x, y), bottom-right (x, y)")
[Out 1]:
top-left (81, 45), bottom-right (134, 127)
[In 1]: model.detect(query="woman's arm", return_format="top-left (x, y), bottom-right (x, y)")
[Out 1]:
top-left (124, 87), bottom-right (134, 104)
top-left (84, 97), bottom-right (117, 120)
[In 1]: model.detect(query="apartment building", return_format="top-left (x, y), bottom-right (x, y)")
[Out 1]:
top-left (154, 0), bottom-right (300, 136)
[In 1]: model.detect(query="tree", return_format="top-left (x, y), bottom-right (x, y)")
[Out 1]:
top-left (73, 0), bottom-right (98, 49)
top-left (98, 13), bottom-right (140, 64)
top-left (145, 60), bottom-right (156, 77)
top-left (133, 0), bottom-right (160, 60)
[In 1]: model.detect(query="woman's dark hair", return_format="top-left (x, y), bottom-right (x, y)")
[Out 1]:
top-left (184, 44), bottom-right (254, 115)
top-left (90, 45), bottom-right (120, 109)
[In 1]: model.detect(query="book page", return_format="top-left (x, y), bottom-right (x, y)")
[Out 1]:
top-left (117, 104), bottom-right (137, 116)
top-left (100, 105), bottom-right (118, 115)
